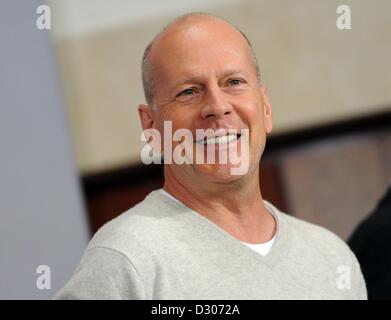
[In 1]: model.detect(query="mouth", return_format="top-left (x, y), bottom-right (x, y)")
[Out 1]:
top-left (195, 133), bottom-right (241, 146)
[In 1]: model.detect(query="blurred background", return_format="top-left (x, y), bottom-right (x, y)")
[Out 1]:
top-left (0, 0), bottom-right (390, 299)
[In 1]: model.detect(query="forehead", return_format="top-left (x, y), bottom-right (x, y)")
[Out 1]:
top-left (149, 19), bottom-right (255, 83)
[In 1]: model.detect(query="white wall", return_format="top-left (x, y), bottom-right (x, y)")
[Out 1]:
top-left (0, 0), bottom-right (89, 299)
top-left (45, 0), bottom-right (247, 38)
top-left (50, 0), bottom-right (391, 174)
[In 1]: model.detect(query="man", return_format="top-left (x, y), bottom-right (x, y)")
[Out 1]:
top-left (348, 182), bottom-right (391, 299)
top-left (55, 13), bottom-right (367, 299)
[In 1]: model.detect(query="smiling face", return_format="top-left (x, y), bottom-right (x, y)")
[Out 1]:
top-left (139, 16), bottom-right (272, 186)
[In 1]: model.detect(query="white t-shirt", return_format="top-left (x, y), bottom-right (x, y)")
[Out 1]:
top-left (159, 189), bottom-right (276, 256)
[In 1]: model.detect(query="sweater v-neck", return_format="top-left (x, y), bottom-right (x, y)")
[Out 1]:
top-left (148, 189), bottom-right (289, 269)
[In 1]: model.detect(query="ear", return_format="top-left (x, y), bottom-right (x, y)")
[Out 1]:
top-left (138, 103), bottom-right (155, 132)
top-left (138, 103), bottom-right (163, 155)
top-left (260, 85), bottom-right (273, 134)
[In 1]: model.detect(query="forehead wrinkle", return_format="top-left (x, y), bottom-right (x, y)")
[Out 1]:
top-left (159, 46), bottom-right (253, 90)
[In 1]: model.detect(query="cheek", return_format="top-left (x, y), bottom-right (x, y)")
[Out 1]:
top-left (171, 114), bottom-right (193, 132)
top-left (242, 103), bottom-right (267, 146)
top-left (239, 99), bottom-right (264, 129)
top-left (234, 89), bottom-right (262, 114)
top-left (170, 106), bottom-right (201, 130)
top-left (159, 112), bottom-right (196, 143)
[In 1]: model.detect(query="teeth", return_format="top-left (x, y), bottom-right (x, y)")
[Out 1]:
top-left (197, 134), bottom-right (239, 145)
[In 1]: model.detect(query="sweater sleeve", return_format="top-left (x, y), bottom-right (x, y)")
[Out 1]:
top-left (53, 247), bottom-right (146, 300)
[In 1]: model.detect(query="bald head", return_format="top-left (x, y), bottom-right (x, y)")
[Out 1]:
top-left (141, 13), bottom-right (261, 108)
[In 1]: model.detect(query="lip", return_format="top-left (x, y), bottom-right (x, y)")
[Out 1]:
top-left (195, 133), bottom-right (242, 147)
top-left (193, 128), bottom-right (247, 144)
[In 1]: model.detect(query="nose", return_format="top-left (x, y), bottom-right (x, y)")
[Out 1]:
top-left (200, 84), bottom-right (233, 119)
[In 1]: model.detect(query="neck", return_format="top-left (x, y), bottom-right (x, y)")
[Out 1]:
top-left (163, 165), bottom-right (276, 244)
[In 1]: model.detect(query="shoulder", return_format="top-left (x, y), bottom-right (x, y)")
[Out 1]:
top-left (266, 201), bottom-right (367, 299)
top-left (86, 189), bottom-right (181, 255)
top-left (284, 213), bottom-right (346, 245)
top-left (55, 190), bottom-right (175, 300)
top-left (287, 212), bottom-right (352, 256)
top-left (266, 201), bottom-right (355, 261)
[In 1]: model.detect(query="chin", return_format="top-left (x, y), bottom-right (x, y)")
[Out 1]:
top-left (195, 162), bottom-right (246, 183)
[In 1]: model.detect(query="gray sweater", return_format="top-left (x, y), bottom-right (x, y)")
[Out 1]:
top-left (55, 189), bottom-right (367, 299)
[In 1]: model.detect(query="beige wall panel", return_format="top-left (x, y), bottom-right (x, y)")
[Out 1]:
top-left (54, 0), bottom-right (391, 173)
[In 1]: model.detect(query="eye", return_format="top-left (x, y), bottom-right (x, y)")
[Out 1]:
top-left (175, 87), bottom-right (202, 103)
top-left (227, 78), bottom-right (244, 86)
top-left (177, 88), bottom-right (196, 97)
